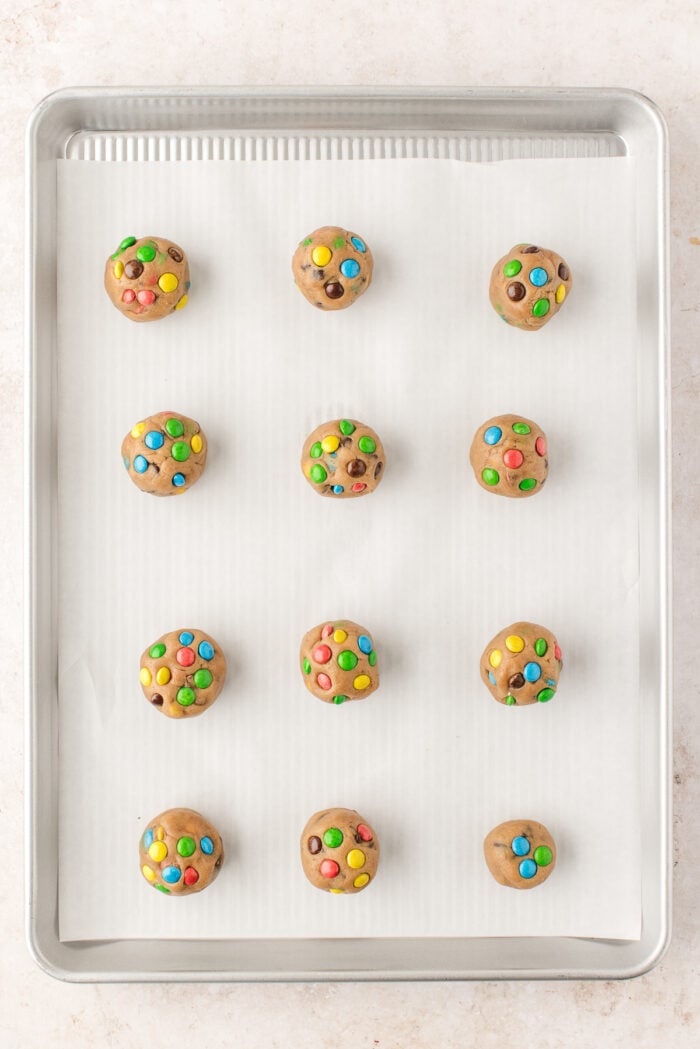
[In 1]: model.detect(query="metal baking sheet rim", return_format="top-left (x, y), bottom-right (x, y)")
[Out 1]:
top-left (24, 87), bottom-right (672, 982)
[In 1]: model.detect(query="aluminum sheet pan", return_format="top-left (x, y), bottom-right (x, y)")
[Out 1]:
top-left (25, 87), bottom-right (670, 981)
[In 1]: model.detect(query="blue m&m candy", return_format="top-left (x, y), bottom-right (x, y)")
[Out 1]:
top-left (511, 836), bottom-right (530, 856)
top-left (523, 662), bottom-right (542, 683)
top-left (340, 258), bottom-right (360, 279)
top-left (198, 641), bottom-right (214, 660)
top-left (144, 430), bottom-right (164, 450)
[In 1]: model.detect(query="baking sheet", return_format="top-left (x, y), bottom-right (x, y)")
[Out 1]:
top-left (56, 156), bottom-right (641, 942)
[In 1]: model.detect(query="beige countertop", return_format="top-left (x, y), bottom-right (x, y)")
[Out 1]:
top-left (1, 1), bottom-right (698, 1045)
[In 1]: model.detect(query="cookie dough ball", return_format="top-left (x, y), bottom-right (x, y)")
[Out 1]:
top-left (300, 620), bottom-right (379, 705)
top-left (301, 808), bottom-right (379, 893)
top-left (292, 226), bottom-right (373, 310)
top-left (483, 819), bottom-right (556, 889)
top-left (105, 235), bottom-right (190, 321)
top-left (140, 628), bottom-right (226, 718)
top-left (481, 621), bottom-right (562, 706)
top-left (470, 414), bottom-right (547, 498)
top-left (301, 419), bottom-right (385, 498)
top-left (122, 411), bottom-right (207, 496)
top-left (139, 808), bottom-right (224, 895)
top-left (490, 244), bottom-right (572, 330)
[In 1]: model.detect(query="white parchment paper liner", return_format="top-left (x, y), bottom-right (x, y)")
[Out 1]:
top-left (57, 157), bottom-right (641, 941)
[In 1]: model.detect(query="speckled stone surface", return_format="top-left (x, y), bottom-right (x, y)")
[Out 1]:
top-left (3, 1), bottom-right (699, 1045)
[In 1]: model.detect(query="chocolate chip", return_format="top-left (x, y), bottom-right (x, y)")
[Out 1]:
top-left (507, 281), bottom-right (526, 301)
top-left (312, 269), bottom-right (325, 280)
top-left (347, 458), bottom-right (366, 478)
top-left (124, 259), bottom-right (144, 279)
top-left (558, 262), bottom-right (569, 280)
top-left (508, 673), bottom-right (525, 690)
top-left (521, 245), bottom-right (539, 254)
top-left (215, 855), bottom-right (223, 867)
top-left (167, 246), bottom-right (183, 263)
top-left (374, 461), bottom-right (383, 480)
top-left (308, 836), bottom-right (322, 854)
top-left (151, 694), bottom-right (163, 706)
top-left (324, 281), bottom-right (344, 299)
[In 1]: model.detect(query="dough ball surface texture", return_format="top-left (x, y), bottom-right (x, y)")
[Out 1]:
top-left (122, 411), bottom-right (207, 496)
top-left (489, 244), bottom-right (572, 330)
top-left (105, 235), bottom-right (190, 321)
top-left (139, 808), bottom-right (224, 895)
top-left (140, 628), bottom-right (226, 718)
top-left (483, 819), bottom-right (556, 889)
top-left (292, 226), bottom-right (373, 310)
top-left (481, 621), bottom-right (562, 706)
top-left (300, 620), bottom-right (379, 704)
top-left (301, 419), bottom-right (385, 497)
top-left (301, 808), bottom-right (379, 893)
top-left (470, 414), bottom-right (547, 498)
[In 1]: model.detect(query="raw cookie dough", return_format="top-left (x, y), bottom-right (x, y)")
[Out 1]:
top-left (489, 243), bottom-right (572, 330)
top-left (140, 628), bottom-right (226, 718)
top-left (292, 226), bottom-right (373, 310)
top-left (139, 807), bottom-right (224, 895)
top-left (301, 419), bottom-right (385, 497)
top-left (481, 621), bottom-right (563, 706)
top-left (300, 808), bottom-right (379, 893)
top-left (122, 411), bottom-right (207, 496)
top-left (105, 235), bottom-right (190, 321)
top-left (300, 620), bottom-right (379, 704)
top-left (470, 414), bottom-right (547, 498)
top-left (483, 819), bottom-right (557, 889)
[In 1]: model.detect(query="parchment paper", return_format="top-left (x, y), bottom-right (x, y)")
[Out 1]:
top-left (57, 156), bottom-right (641, 941)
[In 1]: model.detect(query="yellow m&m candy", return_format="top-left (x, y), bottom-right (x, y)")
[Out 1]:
top-left (158, 272), bottom-right (179, 294)
top-left (311, 245), bottom-right (332, 267)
